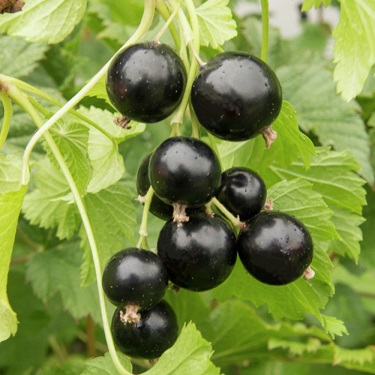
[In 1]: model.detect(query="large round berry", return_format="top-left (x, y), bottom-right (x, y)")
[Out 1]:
top-left (102, 248), bottom-right (168, 309)
top-left (216, 167), bottom-right (267, 221)
top-left (149, 136), bottom-right (221, 207)
top-left (112, 300), bottom-right (178, 359)
top-left (157, 214), bottom-right (237, 291)
top-left (137, 153), bottom-right (174, 220)
top-left (238, 211), bottom-right (313, 285)
top-left (191, 52), bottom-right (282, 141)
top-left (106, 41), bottom-right (187, 123)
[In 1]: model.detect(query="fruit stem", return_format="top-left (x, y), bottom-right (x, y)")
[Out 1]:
top-left (260, 0), bottom-right (270, 63)
top-left (170, 0), bottom-right (200, 128)
top-left (137, 186), bottom-right (154, 250)
top-left (189, 41), bottom-right (206, 67)
top-left (189, 103), bottom-right (200, 139)
top-left (0, 91), bottom-right (13, 149)
top-left (153, 1), bottom-right (180, 43)
top-left (211, 197), bottom-right (245, 229)
top-left (155, 0), bottom-right (181, 50)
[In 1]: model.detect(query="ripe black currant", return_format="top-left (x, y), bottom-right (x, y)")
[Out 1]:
top-left (216, 167), bottom-right (267, 221)
top-left (106, 41), bottom-right (187, 123)
top-left (102, 248), bottom-right (168, 310)
top-left (137, 153), bottom-right (174, 220)
top-left (237, 211), bottom-right (313, 285)
top-left (148, 136), bottom-right (221, 209)
top-left (157, 214), bottom-right (237, 291)
top-left (191, 52), bottom-right (282, 141)
top-left (111, 300), bottom-right (178, 359)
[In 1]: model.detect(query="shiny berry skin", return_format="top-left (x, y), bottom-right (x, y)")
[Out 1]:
top-left (106, 42), bottom-right (187, 123)
top-left (149, 136), bottom-right (221, 207)
top-left (238, 211), bottom-right (313, 285)
top-left (102, 248), bottom-right (169, 309)
top-left (111, 300), bottom-right (178, 359)
top-left (137, 153), bottom-right (173, 220)
top-left (216, 167), bottom-right (267, 221)
top-left (191, 52), bottom-right (282, 141)
top-left (157, 214), bottom-right (237, 291)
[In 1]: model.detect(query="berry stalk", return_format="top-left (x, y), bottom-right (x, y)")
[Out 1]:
top-left (260, 0), bottom-right (270, 63)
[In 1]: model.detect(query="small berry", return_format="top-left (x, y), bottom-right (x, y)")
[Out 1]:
top-left (106, 41), bottom-right (187, 123)
top-left (148, 136), bottom-right (221, 208)
top-left (102, 248), bottom-right (168, 310)
top-left (191, 52), bottom-right (282, 141)
top-left (111, 300), bottom-right (179, 359)
top-left (157, 214), bottom-right (237, 291)
top-left (216, 167), bottom-right (267, 221)
top-left (238, 211), bottom-right (313, 285)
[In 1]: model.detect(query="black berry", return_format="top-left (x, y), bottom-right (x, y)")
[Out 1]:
top-left (157, 214), bottom-right (237, 291)
top-left (191, 52), bottom-right (282, 141)
top-left (237, 211), bottom-right (313, 285)
top-left (137, 153), bottom-right (174, 220)
top-left (102, 248), bottom-right (168, 309)
top-left (148, 136), bottom-right (221, 208)
top-left (216, 167), bottom-right (267, 221)
top-left (106, 41), bottom-right (187, 123)
top-left (111, 300), bottom-right (178, 359)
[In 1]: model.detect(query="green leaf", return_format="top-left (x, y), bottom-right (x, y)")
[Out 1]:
top-left (0, 36), bottom-right (47, 78)
top-left (198, 300), bottom-right (330, 368)
top-left (25, 243), bottom-right (101, 323)
top-left (278, 64), bottom-right (374, 185)
top-left (302, 0), bottom-right (332, 11)
top-left (332, 0), bottom-right (375, 101)
top-left (321, 315), bottom-right (349, 338)
top-left (0, 154), bottom-right (26, 342)
top-left (82, 352), bottom-right (132, 375)
top-left (36, 357), bottom-right (86, 375)
top-left (0, 0), bottom-right (87, 44)
top-left (78, 106), bottom-right (145, 192)
top-left (196, 0), bottom-right (237, 49)
top-left (334, 346), bottom-right (375, 367)
top-left (48, 119), bottom-right (92, 194)
top-left (218, 101), bottom-right (315, 172)
top-left (85, 77), bottom-right (108, 101)
top-left (145, 322), bottom-right (220, 375)
top-left (329, 208), bottom-right (365, 261)
top-left (213, 179), bottom-right (335, 328)
top-left (22, 158), bottom-right (80, 240)
top-left (269, 337), bottom-right (322, 356)
top-left (80, 183), bottom-right (136, 286)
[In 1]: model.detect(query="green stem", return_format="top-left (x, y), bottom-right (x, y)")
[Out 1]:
top-left (170, 0), bottom-right (200, 128)
top-left (189, 103), bottom-right (200, 138)
top-left (136, 186), bottom-right (154, 250)
top-left (260, 0), bottom-right (269, 62)
top-left (154, 2), bottom-right (180, 43)
top-left (5, 81), bottom-right (115, 140)
top-left (155, 0), bottom-right (181, 49)
top-left (211, 197), bottom-right (244, 230)
top-left (0, 91), bottom-right (13, 149)
top-left (8, 82), bottom-right (133, 375)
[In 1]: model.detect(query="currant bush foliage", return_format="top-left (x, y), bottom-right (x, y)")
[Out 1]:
top-left (0, 0), bottom-right (375, 374)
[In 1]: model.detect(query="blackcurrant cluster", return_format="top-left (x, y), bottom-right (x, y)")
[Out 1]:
top-left (103, 41), bottom-right (313, 360)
